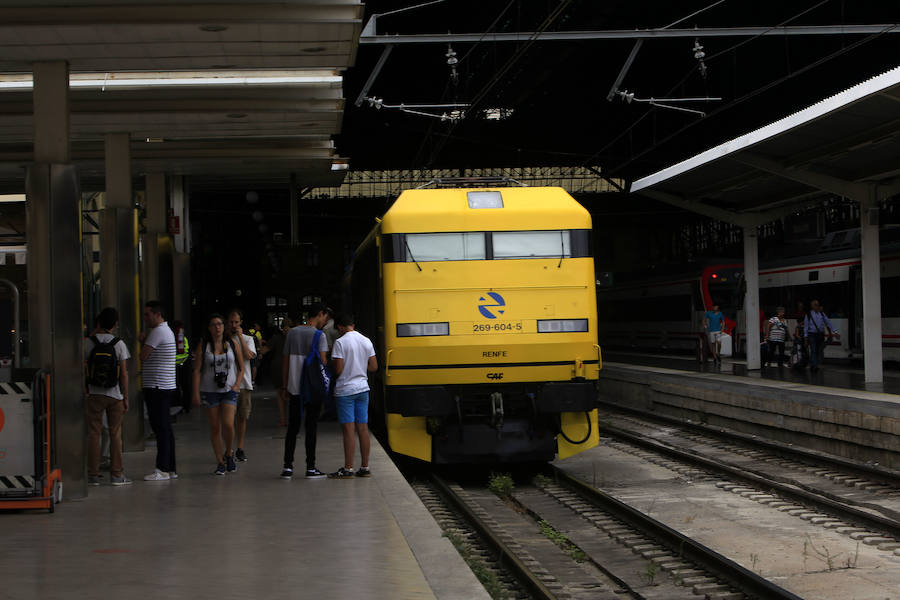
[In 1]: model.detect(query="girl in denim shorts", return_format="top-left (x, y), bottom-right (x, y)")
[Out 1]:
top-left (192, 313), bottom-right (246, 475)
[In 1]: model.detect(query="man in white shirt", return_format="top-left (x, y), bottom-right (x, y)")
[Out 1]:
top-left (229, 310), bottom-right (256, 464)
top-left (140, 300), bottom-right (178, 481)
top-left (327, 313), bottom-right (377, 479)
top-left (84, 307), bottom-right (132, 486)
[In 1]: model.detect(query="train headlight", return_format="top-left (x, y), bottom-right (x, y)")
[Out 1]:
top-left (396, 322), bottom-right (450, 337)
top-left (536, 319), bottom-right (588, 333)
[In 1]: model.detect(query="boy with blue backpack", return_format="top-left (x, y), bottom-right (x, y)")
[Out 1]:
top-left (280, 303), bottom-right (332, 479)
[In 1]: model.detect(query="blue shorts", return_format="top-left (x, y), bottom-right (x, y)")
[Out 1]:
top-left (201, 390), bottom-right (238, 408)
top-left (337, 391), bottom-right (369, 424)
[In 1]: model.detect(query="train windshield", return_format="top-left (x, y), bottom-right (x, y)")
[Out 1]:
top-left (493, 230), bottom-right (570, 259)
top-left (405, 232), bottom-right (486, 262)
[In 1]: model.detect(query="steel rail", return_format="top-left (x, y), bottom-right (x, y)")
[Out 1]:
top-left (430, 474), bottom-right (557, 600)
top-left (550, 465), bottom-right (804, 600)
top-left (596, 398), bottom-right (900, 485)
top-left (595, 421), bottom-right (900, 539)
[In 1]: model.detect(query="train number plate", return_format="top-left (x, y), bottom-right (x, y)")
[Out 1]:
top-left (471, 321), bottom-right (524, 334)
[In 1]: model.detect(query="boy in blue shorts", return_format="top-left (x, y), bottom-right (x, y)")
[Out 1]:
top-left (328, 313), bottom-right (378, 479)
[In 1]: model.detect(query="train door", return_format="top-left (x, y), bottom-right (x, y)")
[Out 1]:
top-left (850, 265), bottom-right (862, 351)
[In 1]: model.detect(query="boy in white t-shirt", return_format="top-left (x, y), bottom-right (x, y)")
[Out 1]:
top-left (327, 313), bottom-right (377, 479)
top-left (84, 307), bottom-right (132, 486)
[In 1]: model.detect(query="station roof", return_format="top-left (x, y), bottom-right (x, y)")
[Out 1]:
top-left (629, 66), bottom-right (900, 226)
top-left (0, 0), bottom-right (363, 193)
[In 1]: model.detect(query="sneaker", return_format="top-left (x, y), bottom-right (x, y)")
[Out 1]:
top-left (168, 472), bottom-right (178, 479)
top-left (144, 469), bottom-right (170, 481)
top-left (280, 468), bottom-right (293, 480)
top-left (235, 448), bottom-right (247, 462)
top-left (225, 454), bottom-right (237, 473)
top-left (110, 475), bottom-right (133, 486)
top-left (88, 475), bottom-right (102, 486)
top-left (355, 467), bottom-right (372, 478)
top-left (214, 463), bottom-right (226, 476)
top-left (305, 468), bottom-right (327, 479)
top-left (328, 467), bottom-right (355, 479)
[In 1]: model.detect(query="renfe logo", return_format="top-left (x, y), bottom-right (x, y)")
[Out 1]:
top-left (478, 292), bottom-right (506, 319)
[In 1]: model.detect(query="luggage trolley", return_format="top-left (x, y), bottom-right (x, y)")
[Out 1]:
top-left (0, 370), bottom-right (62, 512)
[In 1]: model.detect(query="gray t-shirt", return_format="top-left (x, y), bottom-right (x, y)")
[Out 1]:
top-left (284, 325), bottom-right (329, 395)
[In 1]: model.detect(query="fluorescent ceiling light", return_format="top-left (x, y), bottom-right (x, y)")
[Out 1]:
top-left (0, 194), bottom-right (25, 203)
top-left (0, 70), bottom-right (342, 91)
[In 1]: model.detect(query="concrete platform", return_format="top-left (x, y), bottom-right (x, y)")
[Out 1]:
top-left (598, 360), bottom-right (900, 469)
top-left (0, 393), bottom-right (489, 600)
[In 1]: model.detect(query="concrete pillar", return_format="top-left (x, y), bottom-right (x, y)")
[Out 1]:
top-left (743, 224), bottom-right (761, 370)
top-left (860, 188), bottom-right (884, 384)
top-left (26, 61), bottom-right (87, 498)
top-left (290, 173), bottom-right (300, 247)
top-left (100, 132), bottom-right (143, 451)
top-left (169, 176), bottom-right (191, 333)
top-left (143, 172), bottom-right (166, 304)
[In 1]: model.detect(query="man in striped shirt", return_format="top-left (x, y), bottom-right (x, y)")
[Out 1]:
top-left (141, 300), bottom-right (178, 481)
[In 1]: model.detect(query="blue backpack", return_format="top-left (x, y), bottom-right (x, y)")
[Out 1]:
top-left (301, 329), bottom-right (331, 404)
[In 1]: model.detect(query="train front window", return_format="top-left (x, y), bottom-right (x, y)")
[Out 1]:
top-left (404, 232), bottom-right (486, 262)
top-left (493, 230), bottom-right (571, 259)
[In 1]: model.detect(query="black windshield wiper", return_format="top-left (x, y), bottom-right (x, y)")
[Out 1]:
top-left (405, 238), bottom-right (423, 272)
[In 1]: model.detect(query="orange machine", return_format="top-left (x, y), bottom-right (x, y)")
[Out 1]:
top-left (0, 370), bottom-right (62, 512)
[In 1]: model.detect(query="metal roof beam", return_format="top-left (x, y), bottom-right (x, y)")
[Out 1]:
top-left (732, 152), bottom-right (867, 199)
top-left (634, 188), bottom-right (748, 226)
top-left (360, 24), bottom-right (900, 45)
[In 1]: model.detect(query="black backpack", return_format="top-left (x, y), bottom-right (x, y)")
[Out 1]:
top-left (87, 335), bottom-right (121, 388)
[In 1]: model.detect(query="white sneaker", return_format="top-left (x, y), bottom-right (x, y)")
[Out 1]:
top-left (144, 469), bottom-right (170, 481)
top-left (168, 472), bottom-right (178, 479)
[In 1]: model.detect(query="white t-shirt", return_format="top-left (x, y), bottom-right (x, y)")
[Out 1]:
top-left (142, 321), bottom-right (177, 390)
top-left (198, 341), bottom-right (238, 393)
top-left (331, 330), bottom-right (375, 397)
top-left (234, 333), bottom-right (256, 390)
top-left (84, 333), bottom-right (130, 399)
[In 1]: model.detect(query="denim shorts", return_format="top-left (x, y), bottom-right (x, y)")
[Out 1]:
top-left (201, 390), bottom-right (238, 408)
top-left (336, 391), bottom-right (369, 424)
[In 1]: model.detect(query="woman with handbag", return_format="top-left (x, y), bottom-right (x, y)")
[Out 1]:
top-left (192, 313), bottom-right (246, 475)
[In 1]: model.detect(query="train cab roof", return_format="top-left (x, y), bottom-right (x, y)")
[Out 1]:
top-left (381, 186), bottom-right (591, 234)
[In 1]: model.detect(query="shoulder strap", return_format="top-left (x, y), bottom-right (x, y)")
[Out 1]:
top-left (110, 336), bottom-right (121, 347)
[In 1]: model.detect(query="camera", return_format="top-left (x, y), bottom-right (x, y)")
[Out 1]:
top-left (214, 371), bottom-right (227, 388)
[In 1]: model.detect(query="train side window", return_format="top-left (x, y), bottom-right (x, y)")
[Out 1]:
top-left (404, 232), bottom-right (486, 261)
top-left (493, 230), bottom-right (570, 259)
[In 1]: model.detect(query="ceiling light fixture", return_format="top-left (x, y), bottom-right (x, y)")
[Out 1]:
top-left (0, 71), bottom-right (342, 91)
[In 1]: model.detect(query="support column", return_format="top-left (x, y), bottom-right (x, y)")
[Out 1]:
top-left (100, 132), bottom-right (142, 451)
top-left (169, 176), bottom-right (191, 333)
top-left (290, 173), bottom-right (300, 247)
top-left (26, 61), bottom-right (87, 498)
top-left (143, 172), bottom-right (165, 304)
top-left (860, 188), bottom-right (884, 384)
top-left (743, 224), bottom-right (761, 370)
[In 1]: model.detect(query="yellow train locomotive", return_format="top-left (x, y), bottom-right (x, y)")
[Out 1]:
top-left (347, 179), bottom-right (601, 463)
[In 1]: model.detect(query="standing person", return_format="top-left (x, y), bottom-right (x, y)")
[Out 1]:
top-left (268, 318), bottom-right (293, 427)
top-left (327, 313), bottom-right (377, 479)
top-left (280, 303), bottom-right (330, 479)
top-left (248, 322), bottom-right (264, 385)
top-left (172, 320), bottom-right (192, 414)
top-left (192, 313), bottom-right (245, 475)
top-left (228, 310), bottom-right (255, 463)
top-left (805, 299), bottom-right (836, 373)
top-left (84, 307), bottom-right (132, 486)
top-left (704, 303), bottom-right (726, 365)
top-left (140, 300), bottom-right (178, 481)
top-left (764, 307), bottom-right (789, 368)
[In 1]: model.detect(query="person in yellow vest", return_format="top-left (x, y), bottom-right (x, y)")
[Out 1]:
top-left (248, 322), bottom-right (264, 385)
top-left (173, 320), bottom-right (192, 414)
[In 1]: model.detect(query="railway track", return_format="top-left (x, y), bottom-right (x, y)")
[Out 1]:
top-left (416, 471), bottom-right (801, 600)
top-left (594, 402), bottom-right (900, 550)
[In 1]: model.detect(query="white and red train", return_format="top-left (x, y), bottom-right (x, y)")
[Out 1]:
top-left (597, 243), bottom-right (900, 360)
